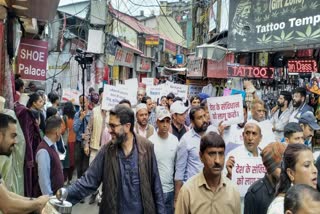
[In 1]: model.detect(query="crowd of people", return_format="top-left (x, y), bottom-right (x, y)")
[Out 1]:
top-left (0, 78), bottom-right (320, 214)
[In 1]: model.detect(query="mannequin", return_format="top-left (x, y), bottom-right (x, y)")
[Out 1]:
top-left (0, 96), bottom-right (26, 195)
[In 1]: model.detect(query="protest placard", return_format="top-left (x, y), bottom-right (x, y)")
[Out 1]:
top-left (61, 88), bottom-right (81, 105)
top-left (207, 94), bottom-right (244, 126)
top-left (124, 78), bottom-right (138, 106)
top-left (166, 82), bottom-right (188, 101)
top-left (232, 157), bottom-right (266, 197)
top-left (142, 78), bottom-right (154, 87)
top-left (146, 85), bottom-right (165, 102)
top-left (188, 85), bottom-right (203, 97)
top-left (101, 84), bottom-right (130, 110)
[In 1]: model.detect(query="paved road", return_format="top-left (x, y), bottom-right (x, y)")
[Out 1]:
top-left (71, 197), bottom-right (99, 214)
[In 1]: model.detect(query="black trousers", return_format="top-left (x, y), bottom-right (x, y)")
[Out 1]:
top-left (75, 141), bottom-right (90, 178)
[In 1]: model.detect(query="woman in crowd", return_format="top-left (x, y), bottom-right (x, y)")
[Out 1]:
top-left (61, 102), bottom-right (76, 184)
top-left (267, 143), bottom-right (318, 214)
top-left (27, 93), bottom-right (45, 134)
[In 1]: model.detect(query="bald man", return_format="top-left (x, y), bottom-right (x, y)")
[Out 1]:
top-left (225, 121), bottom-right (263, 179)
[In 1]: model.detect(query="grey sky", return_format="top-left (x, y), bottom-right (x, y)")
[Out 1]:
top-left (59, 0), bottom-right (189, 17)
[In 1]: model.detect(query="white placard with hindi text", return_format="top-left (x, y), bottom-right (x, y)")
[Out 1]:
top-left (101, 84), bottom-right (130, 110)
top-left (232, 157), bottom-right (266, 197)
top-left (124, 78), bottom-right (138, 106)
top-left (188, 85), bottom-right (203, 97)
top-left (146, 85), bottom-right (165, 102)
top-left (142, 78), bottom-right (154, 87)
top-left (61, 88), bottom-right (82, 105)
top-left (207, 94), bottom-right (244, 126)
top-left (166, 82), bottom-right (188, 101)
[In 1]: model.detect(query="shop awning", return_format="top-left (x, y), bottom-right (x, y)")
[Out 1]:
top-left (2, 0), bottom-right (60, 22)
top-left (196, 43), bottom-right (228, 61)
top-left (118, 40), bottom-right (143, 55)
top-left (162, 66), bottom-right (186, 76)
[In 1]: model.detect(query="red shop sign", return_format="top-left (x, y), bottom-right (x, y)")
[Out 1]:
top-left (287, 59), bottom-right (317, 73)
top-left (17, 39), bottom-right (48, 81)
top-left (227, 65), bottom-right (274, 79)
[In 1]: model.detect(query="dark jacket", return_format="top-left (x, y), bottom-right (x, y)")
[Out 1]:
top-left (66, 133), bottom-right (165, 214)
top-left (14, 102), bottom-right (42, 197)
top-left (244, 175), bottom-right (276, 214)
top-left (33, 140), bottom-right (64, 197)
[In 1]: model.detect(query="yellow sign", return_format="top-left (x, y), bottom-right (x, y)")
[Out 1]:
top-left (113, 66), bottom-right (119, 80)
top-left (145, 35), bottom-right (159, 46)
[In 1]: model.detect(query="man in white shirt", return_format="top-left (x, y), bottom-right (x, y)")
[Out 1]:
top-left (134, 103), bottom-right (155, 138)
top-left (221, 104), bottom-right (248, 155)
top-left (251, 99), bottom-right (275, 149)
top-left (148, 107), bottom-right (179, 214)
top-left (226, 121), bottom-right (263, 179)
top-left (271, 91), bottom-right (292, 141)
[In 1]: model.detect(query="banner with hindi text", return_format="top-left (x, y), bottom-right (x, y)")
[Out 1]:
top-left (207, 94), bottom-right (244, 126)
top-left (232, 157), bottom-right (266, 197)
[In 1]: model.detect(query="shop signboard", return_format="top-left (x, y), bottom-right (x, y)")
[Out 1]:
top-left (227, 64), bottom-right (274, 79)
top-left (17, 38), bottom-right (48, 81)
top-left (186, 54), bottom-right (203, 78)
top-left (287, 59), bottom-right (317, 73)
top-left (136, 56), bottom-right (152, 72)
top-left (145, 35), bottom-right (159, 46)
top-left (164, 40), bottom-right (176, 56)
top-left (228, 0), bottom-right (320, 51)
top-left (114, 48), bottom-right (134, 68)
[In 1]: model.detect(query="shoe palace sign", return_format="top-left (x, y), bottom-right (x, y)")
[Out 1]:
top-left (17, 39), bottom-right (48, 81)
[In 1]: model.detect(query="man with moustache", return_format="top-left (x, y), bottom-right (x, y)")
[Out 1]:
top-left (226, 121), bottom-right (263, 179)
top-left (271, 91), bottom-right (292, 141)
top-left (289, 87), bottom-right (313, 123)
top-left (66, 104), bottom-right (165, 214)
top-left (0, 113), bottom-right (49, 213)
top-left (250, 99), bottom-right (276, 149)
top-left (244, 142), bottom-right (286, 214)
top-left (134, 103), bottom-right (155, 139)
top-left (175, 132), bottom-right (241, 214)
top-left (174, 106), bottom-right (218, 204)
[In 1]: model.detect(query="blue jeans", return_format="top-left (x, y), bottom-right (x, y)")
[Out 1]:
top-left (163, 191), bottom-right (174, 214)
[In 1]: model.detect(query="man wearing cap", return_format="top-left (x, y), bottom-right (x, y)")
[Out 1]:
top-left (134, 103), bottom-right (155, 139)
top-left (271, 91), bottom-right (292, 141)
top-left (244, 142), bottom-right (286, 214)
top-left (169, 101), bottom-right (189, 141)
top-left (148, 107), bottom-right (179, 214)
top-left (298, 111), bottom-right (320, 147)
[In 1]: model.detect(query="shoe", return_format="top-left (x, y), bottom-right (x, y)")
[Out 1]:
top-left (79, 198), bottom-right (85, 204)
top-left (88, 192), bottom-right (97, 204)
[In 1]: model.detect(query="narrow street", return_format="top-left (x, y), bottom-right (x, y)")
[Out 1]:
top-left (72, 198), bottom-right (99, 214)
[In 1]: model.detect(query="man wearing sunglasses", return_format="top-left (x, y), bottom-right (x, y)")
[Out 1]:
top-left (66, 104), bottom-right (165, 214)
